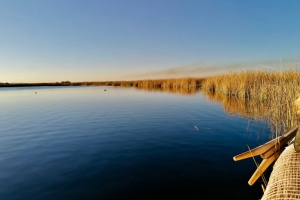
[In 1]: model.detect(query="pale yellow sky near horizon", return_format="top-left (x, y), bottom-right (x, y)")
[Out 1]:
top-left (1, 58), bottom-right (298, 83)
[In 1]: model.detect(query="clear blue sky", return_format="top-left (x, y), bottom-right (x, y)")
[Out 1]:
top-left (1, 0), bottom-right (300, 82)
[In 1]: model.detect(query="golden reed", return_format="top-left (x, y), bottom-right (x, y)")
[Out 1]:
top-left (0, 78), bottom-right (203, 88)
top-left (56, 77), bottom-right (203, 88)
top-left (202, 71), bottom-right (300, 136)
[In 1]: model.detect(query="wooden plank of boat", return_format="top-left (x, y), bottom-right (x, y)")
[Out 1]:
top-left (248, 150), bottom-right (282, 186)
top-left (233, 125), bottom-right (299, 161)
top-left (233, 139), bottom-right (278, 161)
top-left (260, 128), bottom-right (297, 159)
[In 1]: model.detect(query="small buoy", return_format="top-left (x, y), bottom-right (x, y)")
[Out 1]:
top-left (194, 126), bottom-right (199, 130)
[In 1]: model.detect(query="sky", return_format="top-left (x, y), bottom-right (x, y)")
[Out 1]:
top-left (1, 0), bottom-right (300, 83)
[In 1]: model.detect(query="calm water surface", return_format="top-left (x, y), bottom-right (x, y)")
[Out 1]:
top-left (0, 86), bottom-right (271, 200)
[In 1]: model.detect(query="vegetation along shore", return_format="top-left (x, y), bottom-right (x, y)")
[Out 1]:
top-left (202, 71), bottom-right (300, 135)
top-left (2, 70), bottom-right (300, 135)
top-left (0, 78), bottom-right (204, 88)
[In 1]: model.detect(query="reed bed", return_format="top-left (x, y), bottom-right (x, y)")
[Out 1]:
top-left (132, 78), bottom-right (203, 89)
top-left (67, 78), bottom-right (204, 89)
top-left (135, 86), bottom-right (199, 96)
top-left (202, 71), bottom-right (300, 136)
top-left (1, 78), bottom-right (203, 88)
top-left (68, 78), bottom-right (203, 88)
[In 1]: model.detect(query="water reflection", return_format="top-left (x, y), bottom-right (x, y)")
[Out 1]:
top-left (134, 86), bottom-right (299, 137)
top-left (203, 91), bottom-right (265, 120)
top-left (203, 90), bottom-right (300, 137)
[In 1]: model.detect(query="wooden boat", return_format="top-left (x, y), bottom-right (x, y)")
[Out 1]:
top-left (233, 126), bottom-right (299, 186)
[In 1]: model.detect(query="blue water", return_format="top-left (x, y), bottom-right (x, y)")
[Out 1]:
top-left (0, 86), bottom-right (271, 199)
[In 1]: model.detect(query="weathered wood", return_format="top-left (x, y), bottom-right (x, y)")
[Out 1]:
top-left (248, 150), bottom-right (282, 186)
top-left (233, 126), bottom-right (299, 161)
top-left (233, 140), bottom-right (276, 161)
top-left (261, 128), bottom-right (297, 159)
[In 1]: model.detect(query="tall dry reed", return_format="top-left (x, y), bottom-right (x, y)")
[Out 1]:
top-left (135, 86), bottom-right (199, 96)
top-left (202, 71), bottom-right (300, 136)
top-left (132, 78), bottom-right (203, 89)
top-left (63, 78), bottom-right (204, 88)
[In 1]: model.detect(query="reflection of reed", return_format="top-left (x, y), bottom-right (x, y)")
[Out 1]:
top-left (204, 91), bottom-right (270, 120)
top-left (202, 71), bottom-right (300, 136)
top-left (136, 87), bottom-right (199, 96)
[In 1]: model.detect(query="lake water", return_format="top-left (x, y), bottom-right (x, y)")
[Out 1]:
top-left (0, 86), bottom-right (272, 200)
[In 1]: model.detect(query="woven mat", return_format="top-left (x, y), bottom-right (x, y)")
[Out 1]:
top-left (262, 144), bottom-right (300, 200)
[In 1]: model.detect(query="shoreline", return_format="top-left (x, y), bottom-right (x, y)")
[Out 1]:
top-left (0, 78), bottom-right (204, 88)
